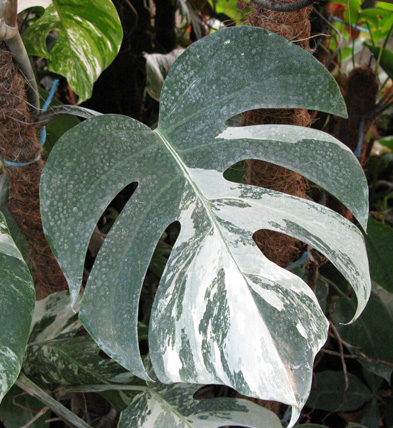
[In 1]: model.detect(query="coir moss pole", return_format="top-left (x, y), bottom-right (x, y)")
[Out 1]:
top-left (0, 46), bottom-right (67, 298)
top-left (238, 0), bottom-right (313, 268)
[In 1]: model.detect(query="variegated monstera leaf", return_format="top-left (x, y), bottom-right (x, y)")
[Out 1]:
top-left (40, 26), bottom-right (371, 427)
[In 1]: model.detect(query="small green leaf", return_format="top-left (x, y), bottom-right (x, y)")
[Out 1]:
top-left (364, 217), bottom-right (393, 292)
top-left (0, 212), bottom-right (35, 402)
top-left (307, 371), bottom-right (372, 412)
top-left (22, 0), bottom-right (123, 102)
top-left (379, 136), bottom-right (393, 150)
top-left (119, 381), bottom-right (283, 428)
top-left (332, 288), bottom-right (393, 382)
top-left (364, 43), bottom-right (393, 80)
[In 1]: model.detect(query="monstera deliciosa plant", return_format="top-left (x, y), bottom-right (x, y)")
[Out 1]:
top-left (40, 26), bottom-right (371, 427)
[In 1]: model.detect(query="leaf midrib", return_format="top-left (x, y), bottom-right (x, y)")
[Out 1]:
top-left (154, 130), bottom-right (295, 393)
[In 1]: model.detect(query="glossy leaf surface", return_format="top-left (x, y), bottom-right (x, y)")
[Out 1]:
top-left (119, 382), bottom-right (282, 428)
top-left (41, 27), bottom-right (370, 426)
top-left (0, 212), bottom-right (35, 402)
top-left (22, 0), bottom-right (122, 102)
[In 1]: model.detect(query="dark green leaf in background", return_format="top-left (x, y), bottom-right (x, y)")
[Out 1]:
top-left (306, 371), bottom-right (372, 412)
top-left (332, 289), bottom-right (393, 382)
top-left (364, 217), bottom-right (393, 292)
top-left (0, 385), bottom-right (47, 428)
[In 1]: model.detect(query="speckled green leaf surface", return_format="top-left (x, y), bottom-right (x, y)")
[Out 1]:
top-left (22, 0), bottom-right (122, 102)
top-left (0, 212), bottom-right (35, 402)
top-left (119, 381), bottom-right (282, 428)
top-left (40, 27), bottom-right (370, 427)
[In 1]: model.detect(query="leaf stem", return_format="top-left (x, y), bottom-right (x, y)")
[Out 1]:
top-left (0, 0), bottom-right (40, 115)
top-left (5, 32), bottom-right (40, 115)
top-left (56, 384), bottom-right (149, 394)
top-left (16, 374), bottom-right (93, 428)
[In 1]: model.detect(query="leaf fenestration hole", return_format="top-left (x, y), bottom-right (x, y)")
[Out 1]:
top-left (84, 182), bottom-right (138, 273)
top-left (138, 221), bottom-right (181, 355)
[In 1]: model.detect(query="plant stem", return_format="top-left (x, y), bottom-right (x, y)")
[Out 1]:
top-left (1, 0), bottom-right (40, 115)
top-left (5, 32), bottom-right (40, 115)
top-left (16, 374), bottom-right (93, 428)
top-left (56, 384), bottom-right (149, 394)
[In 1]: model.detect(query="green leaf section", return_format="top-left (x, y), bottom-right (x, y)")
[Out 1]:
top-left (0, 212), bottom-right (35, 403)
top-left (119, 381), bottom-right (282, 428)
top-left (40, 27), bottom-right (369, 428)
top-left (306, 371), bottom-right (372, 412)
top-left (0, 385), bottom-right (47, 428)
top-left (364, 217), bottom-right (393, 292)
top-left (23, 0), bottom-right (123, 102)
top-left (332, 287), bottom-right (393, 382)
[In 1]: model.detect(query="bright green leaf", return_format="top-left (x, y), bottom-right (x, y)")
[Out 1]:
top-left (379, 136), bottom-right (393, 150)
top-left (0, 212), bottom-right (35, 402)
top-left (307, 371), bottom-right (372, 412)
top-left (22, 0), bottom-right (123, 102)
top-left (332, 289), bottom-right (393, 382)
top-left (119, 381), bottom-right (283, 428)
top-left (364, 217), bottom-right (393, 292)
top-left (41, 27), bottom-right (370, 427)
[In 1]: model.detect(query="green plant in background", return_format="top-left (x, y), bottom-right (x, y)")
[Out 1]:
top-left (39, 26), bottom-right (370, 427)
top-left (19, 0), bottom-right (123, 102)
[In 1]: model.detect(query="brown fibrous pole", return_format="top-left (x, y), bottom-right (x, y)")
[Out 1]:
top-left (0, 46), bottom-right (67, 298)
top-left (238, 0), bottom-right (313, 267)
